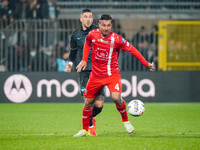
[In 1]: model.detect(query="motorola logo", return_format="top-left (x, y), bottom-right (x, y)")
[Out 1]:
top-left (4, 74), bottom-right (32, 103)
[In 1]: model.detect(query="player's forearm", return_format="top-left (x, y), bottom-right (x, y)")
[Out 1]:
top-left (82, 42), bottom-right (91, 62)
top-left (129, 46), bottom-right (149, 66)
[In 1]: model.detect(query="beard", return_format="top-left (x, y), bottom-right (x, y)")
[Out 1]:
top-left (83, 24), bottom-right (91, 30)
top-left (84, 22), bottom-right (92, 29)
top-left (101, 30), bottom-right (110, 37)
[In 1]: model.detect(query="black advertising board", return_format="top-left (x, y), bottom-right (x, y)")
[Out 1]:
top-left (0, 72), bottom-right (200, 103)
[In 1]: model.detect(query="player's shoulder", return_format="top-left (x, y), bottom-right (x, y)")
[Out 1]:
top-left (88, 28), bottom-right (100, 36)
top-left (90, 28), bottom-right (100, 33)
top-left (111, 32), bottom-right (124, 43)
top-left (112, 32), bottom-right (123, 38)
top-left (90, 24), bottom-right (99, 30)
top-left (71, 28), bottom-right (81, 37)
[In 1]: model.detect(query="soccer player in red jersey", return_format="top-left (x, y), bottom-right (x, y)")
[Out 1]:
top-left (74, 14), bottom-right (155, 137)
top-left (66, 9), bottom-right (105, 136)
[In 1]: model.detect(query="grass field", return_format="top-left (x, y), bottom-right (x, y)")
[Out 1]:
top-left (0, 103), bottom-right (200, 150)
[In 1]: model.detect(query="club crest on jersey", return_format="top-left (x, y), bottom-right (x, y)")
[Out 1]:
top-left (98, 38), bottom-right (109, 43)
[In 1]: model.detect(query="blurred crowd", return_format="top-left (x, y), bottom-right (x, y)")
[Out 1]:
top-left (119, 25), bottom-right (158, 71)
top-left (0, 0), bottom-right (68, 72)
top-left (0, 0), bottom-right (159, 72)
top-left (0, 0), bottom-right (60, 26)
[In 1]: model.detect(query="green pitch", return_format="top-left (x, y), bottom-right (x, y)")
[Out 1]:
top-left (0, 103), bottom-right (200, 150)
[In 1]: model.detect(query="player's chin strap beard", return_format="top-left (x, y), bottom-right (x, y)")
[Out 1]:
top-left (86, 25), bottom-right (91, 30)
top-left (83, 25), bottom-right (91, 31)
top-left (102, 31), bottom-right (109, 38)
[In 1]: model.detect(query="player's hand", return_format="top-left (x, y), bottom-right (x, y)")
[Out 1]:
top-left (65, 62), bottom-right (73, 73)
top-left (147, 62), bottom-right (155, 71)
top-left (76, 61), bottom-right (87, 72)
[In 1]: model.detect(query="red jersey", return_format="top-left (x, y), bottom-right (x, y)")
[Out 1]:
top-left (83, 29), bottom-right (149, 78)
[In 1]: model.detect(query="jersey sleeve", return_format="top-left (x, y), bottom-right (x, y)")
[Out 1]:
top-left (85, 32), bottom-right (92, 46)
top-left (70, 33), bottom-right (77, 50)
top-left (117, 36), bottom-right (132, 51)
top-left (82, 32), bottom-right (92, 62)
top-left (128, 46), bottom-right (149, 66)
top-left (69, 33), bottom-right (78, 62)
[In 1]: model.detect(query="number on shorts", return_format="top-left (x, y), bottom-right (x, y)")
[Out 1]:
top-left (115, 83), bottom-right (119, 91)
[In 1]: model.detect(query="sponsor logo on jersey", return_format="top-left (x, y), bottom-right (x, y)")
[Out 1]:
top-left (121, 38), bottom-right (125, 43)
top-left (122, 38), bottom-right (129, 46)
top-left (127, 42), bottom-right (130, 46)
top-left (98, 38), bottom-right (109, 43)
top-left (122, 38), bottom-right (130, 47)
top-left (95, 48), bottom-right (108, 60)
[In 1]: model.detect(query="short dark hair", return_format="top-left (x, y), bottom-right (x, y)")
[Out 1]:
top-left (99, 14), bottom-right (112, 22)
top-left (81, 9), bottom-right (92, 14)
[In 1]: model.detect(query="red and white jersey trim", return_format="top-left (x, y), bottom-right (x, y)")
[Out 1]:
top-left (107, 36), bottom-right (115, 76)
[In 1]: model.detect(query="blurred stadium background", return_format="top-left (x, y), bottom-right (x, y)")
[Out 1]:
top-left (0, 0), bottom-right (200, 103)
top-left (1, 2), bottom-right (200, 149)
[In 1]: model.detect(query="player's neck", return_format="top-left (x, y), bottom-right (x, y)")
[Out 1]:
top-left (82, 26), bottom-right (87, 31)
top-left (101, 32), bottom-right (112, 38)
top-left (82, 25), bottom-right (91, 31)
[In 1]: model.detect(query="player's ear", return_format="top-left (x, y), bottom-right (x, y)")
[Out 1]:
top-left (80, 14), bottom-right (83, 22)
top-left (98, 22), bottom-right (101, 28)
